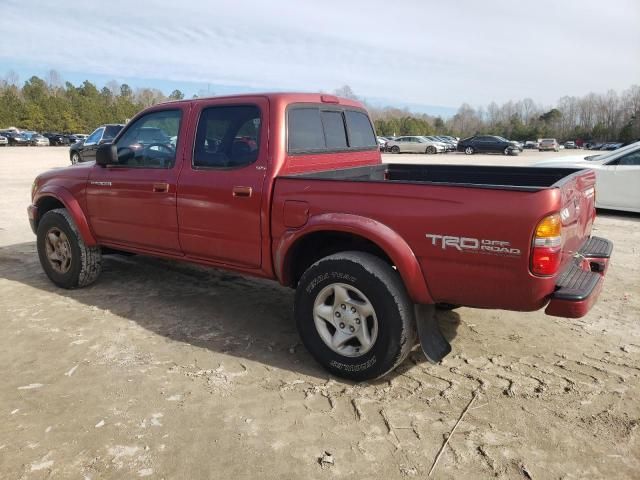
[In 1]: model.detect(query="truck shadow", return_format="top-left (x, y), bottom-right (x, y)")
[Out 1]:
top-left (0, 241), bottom-right (460, 383)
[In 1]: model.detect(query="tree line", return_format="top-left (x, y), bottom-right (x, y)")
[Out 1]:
top-left (336, 85), bottom-right (640, 143)
top-left (1, 71), bottom-right (639, 143)
top-left (0, 70), bottom-right (185, 134)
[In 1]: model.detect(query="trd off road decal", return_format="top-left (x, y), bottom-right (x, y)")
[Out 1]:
top-left (425, 234), bottom-right (521, 256)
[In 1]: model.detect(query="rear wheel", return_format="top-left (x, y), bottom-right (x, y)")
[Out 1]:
top-left (426, 145), bottom-right (437, 154)
top-left (37, 208), bottom-right (102, 289)
top-left (295, 251), bottom-right (416, 381)
top-left (464, 146), bottom-right (474, 155)
top-left (390, 145), bottom-right (400, 154)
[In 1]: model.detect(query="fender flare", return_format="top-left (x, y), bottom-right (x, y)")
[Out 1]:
top-left (275, 213), bottom-right (433, 304)
top-left (34, 186), bottom-right (97, 246)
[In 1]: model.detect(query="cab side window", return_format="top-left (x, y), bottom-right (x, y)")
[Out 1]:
top-left (115, 110), bottom-right (182, 168)
top-left (193, 105), bottom-right (261, 168)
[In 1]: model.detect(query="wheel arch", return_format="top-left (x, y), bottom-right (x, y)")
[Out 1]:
top-left (34, 187), bottom-right (97, 246)
top-left (275, 213), bottom-right (433, 304)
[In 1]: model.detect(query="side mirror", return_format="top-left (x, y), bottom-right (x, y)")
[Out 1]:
top-left (96, 143), bottom-right (118, 166)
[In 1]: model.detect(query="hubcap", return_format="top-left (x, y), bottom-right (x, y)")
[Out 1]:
top-left (465, 147), bottom-right (473, 154)
top-left (313, 283), bottom-right (378, 357)
top-left (44, 227), bottom-right (72, 273)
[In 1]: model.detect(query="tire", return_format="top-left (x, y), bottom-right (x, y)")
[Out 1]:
top-left (70, 152), bottom-right (80, 164)
top-left (426, 146), bottom-right (437, 154)
top-left (390, 145), bottom-right (400, 154)
top-left (464, 146), bottom-right (474, 155)
top-left (37, 208), bottom-right (102, 289)
top-left (503, 147), bottom-right (511, 155)
top-left (295, 251), bottom-right (417, 381)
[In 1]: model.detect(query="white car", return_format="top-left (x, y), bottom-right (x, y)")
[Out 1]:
top-left (385, 136), bottom-right (446, 154)
top-left (0, 135), bottom-right (7, 146)
top-left (534, 141), bottom-right (640, 213)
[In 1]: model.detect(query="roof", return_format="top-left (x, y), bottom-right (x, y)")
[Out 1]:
top-left (158, 92), bottom-right (365, 109)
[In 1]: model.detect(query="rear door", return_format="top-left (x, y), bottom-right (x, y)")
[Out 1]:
top-left (176, 97), bottom-right (268, 268)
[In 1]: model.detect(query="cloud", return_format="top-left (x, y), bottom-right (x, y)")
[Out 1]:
top-left (1, 0), bottom-right (638, 107)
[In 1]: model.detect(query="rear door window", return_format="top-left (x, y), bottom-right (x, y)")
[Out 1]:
top-left (193, 105), bottom-right (261, 168)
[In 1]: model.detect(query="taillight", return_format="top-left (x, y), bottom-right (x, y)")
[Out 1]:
top-left (531, 213), bottom-right (562, 276)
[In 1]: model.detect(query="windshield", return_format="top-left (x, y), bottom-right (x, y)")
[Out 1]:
top-left (585, 141), bottom-right (640, 161)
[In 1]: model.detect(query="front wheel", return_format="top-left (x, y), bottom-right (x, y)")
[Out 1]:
top-left (37, 208), bottom-right (102, 289)
top-left (426, 145), bottom-right (437, 154)
top-left (390, 145), bottom-right (400, 154)
top-left (70, 152), bottom-right (80, 164)
top-left (464, 146), bottom-right (474, 155)
top-left (295, 252), bottom-right (416, 381)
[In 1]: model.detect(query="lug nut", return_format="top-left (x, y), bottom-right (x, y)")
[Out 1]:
top-left (341, 304), bottom-right (346, 310)
top-left (335, 312), bottom-right (341, 318)
top-left (355, 318), bottom-right (361, 324)
top-left (339, 323), bottom-right (345, 329)
top-left (349, 326), bottom-right (355, 332)
top-left (351, 307), bottom-right (356, 313)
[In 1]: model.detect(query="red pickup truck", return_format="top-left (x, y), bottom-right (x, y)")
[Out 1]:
top-left (28, 93), bottom-right (613, 380)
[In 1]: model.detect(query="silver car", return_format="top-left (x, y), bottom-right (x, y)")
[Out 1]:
top-left (386, 136), bottom-right (445, 154)
top-left (0, 135), bottom-right (7, 146)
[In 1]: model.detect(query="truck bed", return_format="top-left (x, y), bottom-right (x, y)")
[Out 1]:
top-left (273, 163), bottom-right (597, 311)
top-left (283, 164), bottom-right (583, 191)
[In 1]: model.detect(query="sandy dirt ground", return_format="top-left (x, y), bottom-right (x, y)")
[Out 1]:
top-left (1, 147), bottom-right (639, 479)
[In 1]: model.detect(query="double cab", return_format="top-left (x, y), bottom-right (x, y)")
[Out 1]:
top-left (29, 93), bottom-right (612, 380)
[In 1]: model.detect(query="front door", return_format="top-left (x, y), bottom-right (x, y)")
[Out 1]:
top-left (177, 98), bottom-right (268, 268)
top-left (86, 108), bottom-right (186, 253)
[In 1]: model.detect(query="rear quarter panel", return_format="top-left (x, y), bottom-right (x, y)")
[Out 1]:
top-left (272, 175), bottom-right (593, 311)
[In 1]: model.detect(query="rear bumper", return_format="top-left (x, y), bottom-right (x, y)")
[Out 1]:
top-left (545, 236), bottom-right (613, 318)
top-left (27, 204), bottom-right (38, 234)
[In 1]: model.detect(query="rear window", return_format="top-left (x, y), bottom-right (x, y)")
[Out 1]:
top-left (345, 110), bottom-right (377, 148)
top-left (287, 105), bottom-right (376, 154)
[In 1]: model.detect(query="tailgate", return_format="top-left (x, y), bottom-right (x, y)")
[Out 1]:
top-left (556, 169), bottom-right (597, 269)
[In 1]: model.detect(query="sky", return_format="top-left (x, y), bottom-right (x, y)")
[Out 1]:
top-left (1, 0), bottom-right (639, 116)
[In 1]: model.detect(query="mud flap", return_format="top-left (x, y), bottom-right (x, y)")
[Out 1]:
top-left (415, 304), bottom-right (452, 363)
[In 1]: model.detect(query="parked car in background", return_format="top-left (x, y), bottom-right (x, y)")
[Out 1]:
top-left (585, 142), bottom-right (603, 150)
top-left (539, 138), bottom-right (560, 152)
top-left (69, 124), bottom-right (124, 164)
top-left (5, 132), bottom-right (30, 146)
top-left (376, 136), bottom-right (388, 151)
top-left (0, 135), bottom-right (7, 146)
top-left (30, 134), bottom-right (50, 146)
top-left (457, 135), bottom-right (521, 155)
top-left (44, 132), bottom-right (70, 146)
top-left (565, 141), bottom-right (577, 149)
top-left (601, 142), bottom-right (623, 151)
top-left (524, 140), bottom-right (539, 149)
top-left (534, 141), bottom-right (640, 213)
top-left (431, 136), bottom-right (457, 151)
top-left (67, 133), bottom-right (88, 144)
top-left (386, 136), bottom-right (446, 154)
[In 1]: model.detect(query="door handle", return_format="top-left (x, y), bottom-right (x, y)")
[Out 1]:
top-left (232, 186), bottom-right (252, 198)
top-left (152, 182), bottom-right (169, 193)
